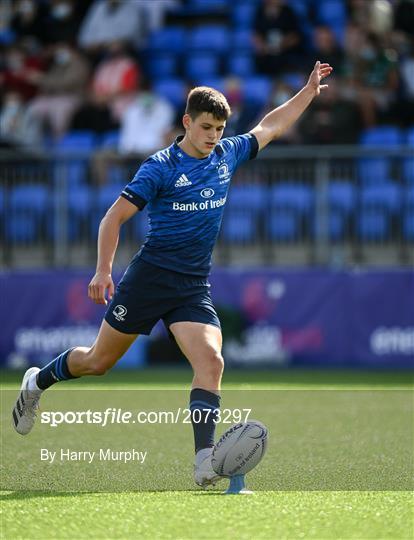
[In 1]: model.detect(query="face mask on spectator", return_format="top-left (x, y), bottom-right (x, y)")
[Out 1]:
top-left (54, 48), bottom-right (71, 65)
top-left (6, 54), bottom-right (24, 72)
top-left (52, 2), bottom-right (72, 19)
top-left (19, 0), bottom-right (34, 15)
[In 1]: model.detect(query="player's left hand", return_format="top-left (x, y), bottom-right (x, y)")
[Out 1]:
top-left (306, 61), bottom-right (333, 96)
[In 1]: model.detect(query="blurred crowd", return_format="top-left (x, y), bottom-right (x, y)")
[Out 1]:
top-left (0, 0), bottom-right (413, 156)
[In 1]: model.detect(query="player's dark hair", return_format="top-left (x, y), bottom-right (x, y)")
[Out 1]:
top-left (185, 87), bottom-right (231, 121)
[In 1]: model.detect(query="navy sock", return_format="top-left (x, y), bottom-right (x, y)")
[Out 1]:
top-left (36, 348), bottom-right (79, 390)
top-left (189, 388), bottom-right (221, 453)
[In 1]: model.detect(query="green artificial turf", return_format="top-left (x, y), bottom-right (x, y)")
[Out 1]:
top-left (1, 369), bottom-right (413, 539)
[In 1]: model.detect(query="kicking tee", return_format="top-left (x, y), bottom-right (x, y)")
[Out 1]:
top-left (121, 133), bottom-right (259, 276)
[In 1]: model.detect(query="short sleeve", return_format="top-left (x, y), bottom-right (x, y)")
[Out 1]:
top-left (220, 133), bottom-right (259, 167)
top-left (121, 157), bottom-right (162, 209)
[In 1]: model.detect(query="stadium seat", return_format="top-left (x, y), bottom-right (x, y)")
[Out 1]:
top-left (403, 126), bottom-right (414, 183)
top-left (100, 130), bottom-right (120, 149)
top-left (242, 77), bottom-right (272, 106)
top-left (221, 213), bottom-right (257, 243)
top-left (145, 52), bottom-right (177, 80)
top-left (232, 2), bottom-right (257, 29)
top-left (146, 27), bottom-right (187, 54)
top-left (223, 184), bottom-right (267, 243)
top-left (316, 0), bottom-right (346, 43)
top-left (327, 181), bottom-right (357, 240)
top-left (195, 77), bottom-right (226, 92)
top-left (185, 53), bottom-right (220, 80)
top-left (268, 183), bottom-right (314, 240)
top-left (228, 53), bottom-right (254, 77)
top-left (268, 210), bottom-right (300, 241)
top-left (357, 209), bottom-right (391, 241)
top-left (232, 29), bottom-right (254, 52)
top-left (359, 126), bottom-right (403, 185)
top-left (67, 185), bottom-right (93, 241)
top-left (7, 184), bottom-right (50, 243)
top-left (357, 183), bottom-right (402, 242)
top-left (54, 131), bottom-right (97, 186)
top-left (154, 78), bottom-right (187, 109)
top-left (189, 26), bottom-right (230, 54)
top-left (403, 185), bottom-right (414, 241)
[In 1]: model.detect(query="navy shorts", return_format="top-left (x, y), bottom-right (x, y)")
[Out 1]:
top-left (105, 259), bottom-right (221, 335)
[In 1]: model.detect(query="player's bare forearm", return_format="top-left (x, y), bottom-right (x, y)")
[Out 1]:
top-left (89, 197), bottom-right (138, 304)
top-left (250, 61), bottom-right (333, 150)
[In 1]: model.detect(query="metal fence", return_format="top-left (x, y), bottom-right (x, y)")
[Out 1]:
top-left (0, 145), bottom-right (413, 269)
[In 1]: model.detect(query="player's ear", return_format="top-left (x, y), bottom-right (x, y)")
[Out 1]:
top-left (182, 114), bottom-right (191, 130)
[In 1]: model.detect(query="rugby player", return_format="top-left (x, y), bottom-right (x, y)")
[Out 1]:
top-left (13, 61), bottom-right (332, 487)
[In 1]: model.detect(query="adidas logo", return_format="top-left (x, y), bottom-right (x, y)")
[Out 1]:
top-left (175, 174), bottom-right (192, 187)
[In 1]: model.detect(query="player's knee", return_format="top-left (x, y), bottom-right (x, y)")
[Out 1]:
top-left (89, 363), bottom-right (108, 376)
top-left (206, 350), bottom-right (224, 380)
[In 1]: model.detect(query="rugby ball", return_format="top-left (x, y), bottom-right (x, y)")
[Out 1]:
top-left (212, 421), bottom-right (268, 477)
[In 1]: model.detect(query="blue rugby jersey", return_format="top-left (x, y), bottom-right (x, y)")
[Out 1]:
top-left (121, 133), bottom-right (259, 276)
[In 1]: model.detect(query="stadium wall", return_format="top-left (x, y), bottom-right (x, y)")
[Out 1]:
top-left (1, 269), bottom-right (413, 370)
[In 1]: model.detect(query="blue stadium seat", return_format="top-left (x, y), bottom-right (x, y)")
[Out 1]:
top-left (317, 0), bottom-right (346, 43)
top-left (359, 126), bottom-right (403, 185)
top-left (360, 183), bottom-right (402, 214)
top-left (268, 210), bottom-right (300, 241)
top-left (221, 213), bottom-right (257, 243)
top-left (100, 130), bottom-right (120, 149)
top-left (232, 29), bottom-right (254, 52)
top-left (403, 126), bottom-right (414, 183)
top-left (228, 53), bottom-right (254, 77)
top-left (189, 26), bottom-right (230, 53)
top-left (146, 52), bottom-right (177, 80)
top-left (222, 184), bottom-right (267, 243)
top-left (268, 183), bottom-right (314, 240)
top-left (327, 181), bottom-right (356, 240)
top-left (146, 27), bottom-right (187, 54)
top-left (242, 77), bottom-right (272, 106)
top-left (154, 78), bottom-right (187, 109)
top-left (232, 2), bottom-right (257, 29)
top-left (403, 185), bottom-right (414, 241)
top-left (54, 131), bottom-right (97, 185)
top-left (357, 183), bottom-right (402, 241)
top-left (91, 185), bottom-right (123, 238)
top-left (195, 77), bottom-right (225, 92)
top-left (7, 184), bottom-right (50, 243)
top-left (185, 53), bottom-right (220, 80)
top-left (67, 185), bottom-right (93, 241)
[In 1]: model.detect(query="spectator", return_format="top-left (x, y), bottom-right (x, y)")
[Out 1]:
top-left (0, 91), bottom-right (42, 149)
top-left (312, 26), bottom-right (345, 74)
top-left (78, 0), bottom-right (143, 53)
top-left (253, 0), bottom-right (304, 74)
top-left (223, 77), bottom-right (264, 137)
top-left (357, 33), bottom-right (399, 126)
top-left (91, 41), bottom-right (140, 122)
top-left (1, 43), bottom-right (45, 101)
top-left (92, 80), bottom-right (175, 185)
top-left (41, 0), bottom-right (83, 45)
top-left (10, 0), bottom-right (46, 43)
top-left (299, 76), bottom-right (363, 144)
top-left (70, 90), bottom-right (119, 135)
top-left (27, 42), bottom-right (89, 138)
top-left (118, 83), bottom-right (175, 155)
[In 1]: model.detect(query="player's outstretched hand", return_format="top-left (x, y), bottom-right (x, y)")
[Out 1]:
top-left (88, 271), bottom-right (114, 305)
top-left (307, 61), bottom-right (333, 96)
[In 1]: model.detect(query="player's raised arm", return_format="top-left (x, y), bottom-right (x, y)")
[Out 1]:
top-left (250, 61), bottom-right (333, 151)
top-left (88, 197), bottom-right (138, 305)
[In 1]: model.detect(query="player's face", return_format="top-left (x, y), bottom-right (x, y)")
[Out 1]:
top-left (183, 112), bottom-right (226, 158)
